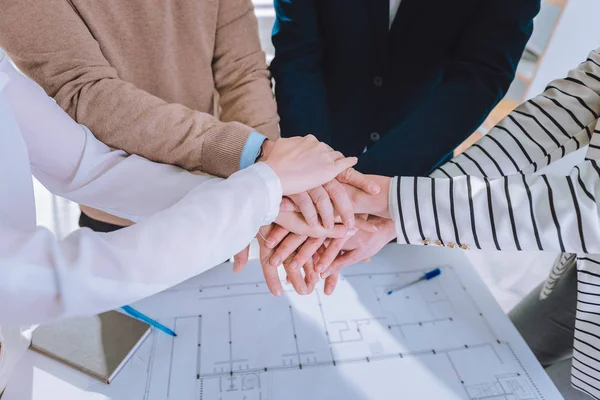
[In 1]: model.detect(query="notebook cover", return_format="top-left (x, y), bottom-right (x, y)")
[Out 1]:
top-left (30, 311), bottom-right (151, 384)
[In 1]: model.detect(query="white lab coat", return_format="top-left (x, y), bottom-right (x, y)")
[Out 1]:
top-left (0, 50), bottom-right (281, 390)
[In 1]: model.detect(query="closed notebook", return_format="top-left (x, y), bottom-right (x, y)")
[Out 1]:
top-left (30, 311), bottom-right (151, 384)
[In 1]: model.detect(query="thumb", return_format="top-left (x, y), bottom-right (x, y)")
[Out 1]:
top-left (337, 168), bottom-right (381, 195)
top-left (233, 245), bottom-right (250, 273)
top-left (333, 157), bottom-right (358, 176)
top-left (355, 217), bottom-right (378, 233)
top-left (280, 197), bottom-right (299, 212)
top-left (326, 249), bottom-right (362, 276)
top-left (326, 224), bottom-right (355, 239)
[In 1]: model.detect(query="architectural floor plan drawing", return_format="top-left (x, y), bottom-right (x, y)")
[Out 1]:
top-left (5, 245), bottom-right (564, 400)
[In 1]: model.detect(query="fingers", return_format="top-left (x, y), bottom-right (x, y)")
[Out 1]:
top-left (330, 150), bottom-right (345, 161)
top-left (316, 236), bottom-right (349, 274)
top-left (291, 237), bottom-right (325, 270)
top-left (276, 211), bottom-right (349, 238)
top-left (258, 238), bottom-right (283, 297)
top-left (355, 217), bottom-right (378, 233)
top-left (323, 179), bottom-right (355, 229)
top-left (265, 225), bottom-right (290, 249)
top-left (280, 197), bottom-right (299, 212)
top-left (329, 224), bottom-right (353, 239)
top-left (333, 156), bottom-right (358, 174)
top-left (324, 271), bottom-right (340, 295)
top-left (303, 257), bottom-right (320, 294)
top-left (261, 258), bottom-right (283, 296)
top-left (337, 168), bottom-right (381, 195)
top-left (308, 186), bottom-right (335, 229)
top-left (324, 249), bottom-right (364, 278)
top-left (282, 253), bottom-right (309, 295)
top-left (315, 244), bottom-right (327, 263)
top-left (258, 224), bottom-right (283, 296)
top-left (270, 233), bottom-right (307, 267)
top-left (233, 245), bottom-right (250, 273)
top-left (281, 252), bottom-right (319, 295)
top-left (289, 192), bottom-right (319, 227)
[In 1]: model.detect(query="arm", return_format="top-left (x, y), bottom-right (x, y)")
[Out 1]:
top-left (0, 52), bottom-right (215, 223)
top-left (270, 0), bottom-right (332, 142)
top-left (433, 49), bottom-right (600, 180)
top-left (390, 159), bottom-right (600, 253)
top-left (388, 49), bottom-right (600, 253)
top-left (0, 0), bottom-right (253, 178)
top-left (357, 0), bottom-right (540, 176)
top-left (213, 0), bottom-right (280, 141)
top-left (0, 164), bottom-right (282, 325)
top-left (319, 48), bottom-right (600, 281)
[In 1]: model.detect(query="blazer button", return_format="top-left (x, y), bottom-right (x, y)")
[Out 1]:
top-left (373, 76), bottom-right (383, 87)
top-left (370, 132), bottom-right (380, 142)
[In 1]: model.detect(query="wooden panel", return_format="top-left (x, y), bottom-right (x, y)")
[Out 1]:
top-left (454, 131), bottom-right (483, 156)
top-left (454, 99), bottom-right (519, 156)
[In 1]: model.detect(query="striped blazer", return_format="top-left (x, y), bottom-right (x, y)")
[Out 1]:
top-left (389, 48), bottom-right (600, 398)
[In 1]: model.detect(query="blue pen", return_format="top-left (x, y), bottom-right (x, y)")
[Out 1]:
top-left (387, 268), bottom-right (442, 295)
top-left (121, 305), bottom-right (177, 337)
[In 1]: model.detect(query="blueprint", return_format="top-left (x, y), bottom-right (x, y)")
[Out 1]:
top-left (5, 245), bottom-right (564, 400)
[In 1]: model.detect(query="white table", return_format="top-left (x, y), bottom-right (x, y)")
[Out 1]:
top-left (5, 245), bottom-right (564, 400)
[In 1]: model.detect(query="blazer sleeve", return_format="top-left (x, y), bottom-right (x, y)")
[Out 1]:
top-left (357, 0), bottom-right (540, 176)
top-left (390, 48), bottom-right (600, 253)
top-left (270, 0), bottom-right (332, 143)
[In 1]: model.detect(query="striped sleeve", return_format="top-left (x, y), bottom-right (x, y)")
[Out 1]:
top-left (432, 48), bottom-right (600, 180)
top-left (391, 157), bottom-right (600, 252)
top-left (572, 256), bottom-right (600, 399)
top-left (389, 48), bottom-right (600, 253)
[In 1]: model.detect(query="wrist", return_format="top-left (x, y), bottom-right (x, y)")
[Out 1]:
top-left (257, 139), bottom-right (275, 163)
top-left (352, 176), bottom-right (391, 218)
top-left (375, 177), bottom-right (391, 218)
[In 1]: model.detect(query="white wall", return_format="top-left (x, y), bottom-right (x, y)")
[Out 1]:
top-left (526, 0), bottom-right (600, 97)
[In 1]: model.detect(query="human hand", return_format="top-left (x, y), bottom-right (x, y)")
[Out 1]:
top-left (274, 211), bottom-right (349, 239)
top-left (254, 224), bottom-right (318, 296)
top-left (266, 213), bottom-right (373, 263)
top-left (259, 136), bottom-right (357, 195)
top-left (320, 216), bottom-right (397, 295)
top-left (341, 174), bottom-right (392, 218)
top-left (262, 215), bottom-right (380, 295)
top-left (264, 225), bottom-right (355, 271)
top-left (233, 245), bottom-right (250, 273)
top-left (231, 195), bottom-right (359, 294)
top-left (230, 197), bottom-right (307, 274)
top-left (284, 168), bottom-right (382, 230)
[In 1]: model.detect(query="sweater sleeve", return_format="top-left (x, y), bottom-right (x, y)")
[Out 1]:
top-left (0, 0), bottom-right (255, 178)
top-left (213, 0), bottom-right (280, 141)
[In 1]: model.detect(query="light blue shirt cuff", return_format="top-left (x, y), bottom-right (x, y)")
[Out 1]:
top-left (240, 131), bottom-right (267, 170)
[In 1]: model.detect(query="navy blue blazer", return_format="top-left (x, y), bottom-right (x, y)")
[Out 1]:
top-left (271, 0), bottom-right (540, 176)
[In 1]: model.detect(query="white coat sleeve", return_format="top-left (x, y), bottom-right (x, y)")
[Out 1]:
top-left (0, 162), bottom-right (282, 325)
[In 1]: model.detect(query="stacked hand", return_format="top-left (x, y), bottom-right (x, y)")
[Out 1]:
top-left (234, 136), bottom-right (396, 296)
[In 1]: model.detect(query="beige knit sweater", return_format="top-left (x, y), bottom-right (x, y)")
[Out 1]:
top-left (0, 0), bottom-right (279, 226)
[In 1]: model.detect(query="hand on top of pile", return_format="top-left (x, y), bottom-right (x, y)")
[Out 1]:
top-left (234, 136), bottom-right (395, 297)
